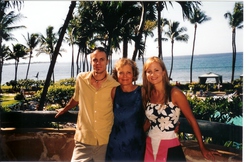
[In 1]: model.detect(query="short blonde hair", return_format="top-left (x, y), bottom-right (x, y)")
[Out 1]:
top-left (112, 58), bottom-right (139, 82)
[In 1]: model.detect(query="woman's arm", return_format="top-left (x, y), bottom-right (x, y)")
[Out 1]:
top-left (171, 86), bottom-right (219, 161)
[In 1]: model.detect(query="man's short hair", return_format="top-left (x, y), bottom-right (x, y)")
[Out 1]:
top-left (94, 47), bottom-right (107, 54)
top-left (90, 47), bottom-right (108, 60)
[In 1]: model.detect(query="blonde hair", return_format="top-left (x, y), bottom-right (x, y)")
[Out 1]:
top-left (112, 58), bottom-right (139, 82)
top-left (142, 56), bottom-right (171, 108)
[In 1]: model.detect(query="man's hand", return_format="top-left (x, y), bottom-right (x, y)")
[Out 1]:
top-left (55, 108), bottom-right (66, 118)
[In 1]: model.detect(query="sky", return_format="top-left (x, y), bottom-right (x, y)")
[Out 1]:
top-left (4, 1), bottom-right (245, 63)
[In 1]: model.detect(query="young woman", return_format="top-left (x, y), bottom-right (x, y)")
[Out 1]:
top-left (105, 58), bottom-right (146, 162)
top-left (142, 56), bottom-right (219, 162)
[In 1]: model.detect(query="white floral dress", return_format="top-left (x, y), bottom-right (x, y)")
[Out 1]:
top-left (144, 101), bottom-right (185, 162)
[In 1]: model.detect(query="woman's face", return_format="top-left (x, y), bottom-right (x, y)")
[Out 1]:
top-left (145, 62), bottom-right (165, 85)
top-left (117, 64), bottom-right (133, 86)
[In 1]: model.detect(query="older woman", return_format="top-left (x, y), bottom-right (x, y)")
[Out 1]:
top-left (105, 58), bottom-right (146, 162)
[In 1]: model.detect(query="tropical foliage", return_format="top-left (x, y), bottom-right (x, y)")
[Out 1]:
top-left (1, 78), bottom-right (243, 123)
top-left (0, 0), bottom-right (25, 90)
top-left (34, 82), bottom-right (75, 108)
top-left (5, 43), bottom-right (27, 85)
top-left (187, 95), bottom-right (242, 123)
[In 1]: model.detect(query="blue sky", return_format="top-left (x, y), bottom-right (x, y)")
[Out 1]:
top-left (4, 1), bottom-right (244, 63)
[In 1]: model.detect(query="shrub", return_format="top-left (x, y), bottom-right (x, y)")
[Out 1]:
top-left (187, 95), bottom-right (243, 124)
top-left (14, 93), bottom-right (25, 100)
top-left (35, 79), bottom-right (75, 107)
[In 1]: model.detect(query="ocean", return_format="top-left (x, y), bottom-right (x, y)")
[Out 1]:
top-left (2, 52), bottom-right (243, 85)
top-left (1, 52), bottom-right (244, 126)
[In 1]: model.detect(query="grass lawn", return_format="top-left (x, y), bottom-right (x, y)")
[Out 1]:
top-left (0, 93), bottom-right (19, 107)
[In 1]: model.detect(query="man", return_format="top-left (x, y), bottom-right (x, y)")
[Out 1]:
top-left (55, 47), bottom-right (119, 162)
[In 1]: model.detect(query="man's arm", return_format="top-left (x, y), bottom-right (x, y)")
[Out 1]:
top-left (55, 98), bottom-right (78, 118)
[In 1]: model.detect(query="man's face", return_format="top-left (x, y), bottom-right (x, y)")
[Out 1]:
top-left (91, 50), bottom-right (108, 74)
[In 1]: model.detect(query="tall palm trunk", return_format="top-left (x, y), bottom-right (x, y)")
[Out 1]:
top-left (231, 27), bottom-right (236, 83)
top-left (169, 40), bottom-right (174, 80)
top-left (76, 47), bottom-right (81, 74)
top-left (71, 44), bottom-right (74, 78)
top-left (132, 2), bottom-right (147, 61)
top-left (25, 51), bottom-right (32, 80)
top-left (157, 2), bottom-right (163, 59)
top-left (107, 35), bottom-right (113, 73)
top-left (14, 59), bottom-right (19, 82)
top-left (0, 58), bottom-right (3, 91)
top-left (123, 37), bottom-right (128, 58)
top-left (0, 40), bottom-right (3, 91)
top-left (14, 59), bottom-right (19, 89)
top-left (38, 1), bottom-right (76, 110)
top-left (190, 23), bottom-right (197, 83)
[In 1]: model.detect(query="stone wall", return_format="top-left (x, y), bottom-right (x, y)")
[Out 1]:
top-left (0, 129), bottom-right (242, 162)
top-left (0, 129), bottom-right (75, 161)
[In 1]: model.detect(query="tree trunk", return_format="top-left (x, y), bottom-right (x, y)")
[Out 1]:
top-left (132, 2), bottom-right (147, 61)
top-left (0, 57), bottom-right (3, 91)
top-left (231, 28), bottom-right (236, 83)
top-left (71, 44), bottom-right (74, 78)
top-left (157, 2), bottom-right (163, 59)
top-left (38, 1), bottom-right (76, 110)
top-left (190, 23), bottom-right (197, 83)
top-left (123, 37), bottom-right (128, 58)
top-left (25, 51), bottom-right (32, 80)
top-left (76, 47), bottom-right (80, 74)
top-left (169, 40), bottom-right (174, 80)
top-left (0, 36), bottom-right (3, 91)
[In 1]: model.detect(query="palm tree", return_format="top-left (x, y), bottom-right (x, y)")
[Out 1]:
top-left (118, 2), bottom-right (141, 59)
top-left (131, 2), bottom-right (156, 61)
top-left (76, 1), bottom-right (99, 73)
top-left (189, 8), bottom-right (211, 83)
top-left (37, 26), bottom-right (65, 83)
top-left (142, 20), bottom-right (157, 63)
top-left (62, 16), bottom-right (79, 78)
top-left (77, 1), bottom-right (141, 71)
top-left (38, 1), bottom-right (76, 110)
top-left (156, 2), bottom-right (164, 59)
top-left (0, 0), bottom-right (25, 90)
top-left (154, 18), bottom-right (169, 51)
top-left (0, 44), bottom-right (10, 66)
top-left (224, 2), bottom-right (243, 83)
top-left (5, 43), bottom-right (27, 83)
top-left (93, 1), bottom-right (126, 71)
top-left (164, 20), bottom-right (189, 80)
top-left (156, 1), bottom-right (201, 59)
top-left (0, 44), bottom-right (11, 89)
top-left (22, 33), bottom-right (40, 80)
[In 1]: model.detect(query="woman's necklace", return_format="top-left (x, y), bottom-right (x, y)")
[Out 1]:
top-left (92, 74), bottom-right (107, 83)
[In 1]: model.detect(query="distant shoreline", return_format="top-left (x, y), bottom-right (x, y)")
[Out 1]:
top-left (3, 61), bottom-right (50, 66)
top-left (2, 52), bottom-right (243, 84)
top-left (3, 51), bottom-right (243, 65)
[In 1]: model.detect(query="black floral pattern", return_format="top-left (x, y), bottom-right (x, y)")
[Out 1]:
top-left (146, 102), bottom-right (180, 132)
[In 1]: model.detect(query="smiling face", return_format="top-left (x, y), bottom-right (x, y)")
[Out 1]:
top-left (90, 50), bottom-right (108, 74)
top-left (145, 62), bottom-right (165, 85)
top-left (117, 64), bottom-right (134, 86)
